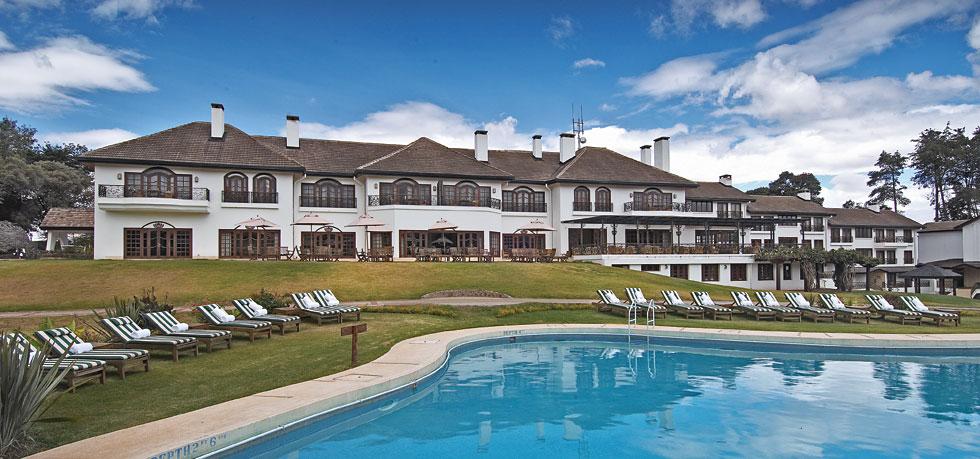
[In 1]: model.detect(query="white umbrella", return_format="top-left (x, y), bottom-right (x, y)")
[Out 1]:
top-left (235, 215), bottom-right (278, 229)
top-left (429, 218), bottom-right (458, 231)
top-left (292, 214), bottom-right (332, 227)
top-left (345, 214), bottom-right (385, 228)
top-left (517, 219), bottom-right (556, 232)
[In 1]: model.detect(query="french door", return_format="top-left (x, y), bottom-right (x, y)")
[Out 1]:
top-left (124, 228), bottom-right (192, 258)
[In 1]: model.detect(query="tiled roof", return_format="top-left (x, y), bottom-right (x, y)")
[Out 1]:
top-left (686, 182), bottom-right (754, 201)
top-left (920, 217), bottom-right (978, 233)
top-left (357, 137), bottom-right (514, 180)
top-left (40, 207), bottom-right (94, 230)
top-left (827, 207), bottom-right (921, 228)
top-left (254, 136), bottom-right (398, 176)
top-left (552, 147), bottom-right (697, 187)
top-left (474, 149), bottom-right (563, 183)
top-left (82, 122), bottom-right (303, 171)
top-left (746, 195), bottom-right (832, 215)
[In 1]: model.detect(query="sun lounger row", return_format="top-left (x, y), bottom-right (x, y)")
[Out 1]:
top-left (596, 289), bottom-right (959, 326)
top-left (19, 289), bottom-right (363, 391)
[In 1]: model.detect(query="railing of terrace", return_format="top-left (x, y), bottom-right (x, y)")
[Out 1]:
top-left (369, 194), bottom-right (500, 209)
top-left (223, 191), bottom-right (279, 204)
top-left (501, 201), bottom-right (547, 212)
top-left (569, 243), bottom-right (761, 255)
top-left (98, 184), bottom-right (210, 201)
top-left (299, 195), bottom-right (357, 208)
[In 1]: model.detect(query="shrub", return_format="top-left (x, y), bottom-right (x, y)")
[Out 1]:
top-left (0, 333), bottom-right (67, 457)
top-left (361, 305), bottom-right (458, 318)
top-left (252, 289), bottom-right (289, 310)
top-left (0, 221), bottom-right (30, 255)
top-left (91, 288), bottom-right (173, 330)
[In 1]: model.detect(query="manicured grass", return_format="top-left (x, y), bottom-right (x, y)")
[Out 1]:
top-left (24, 305), bottom-right (980, 454)
top-left (1, 259), bottom-right (975, 312)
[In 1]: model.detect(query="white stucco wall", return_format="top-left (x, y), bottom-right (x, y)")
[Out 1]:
top-left (916, 231), bottom-right (963, 264)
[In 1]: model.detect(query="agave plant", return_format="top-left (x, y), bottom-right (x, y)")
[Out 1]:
top-left (0, 333), bottom-right (68, 457)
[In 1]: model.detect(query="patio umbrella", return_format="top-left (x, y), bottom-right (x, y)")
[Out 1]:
top-left (292, 214), bottom-right (332, 228)
top-left (517, 219), bottom-right (556, 233)
top-left (431, 236), bottom-right (454, 247)
top-left (429, 218), bottom-right (458, 231)
top-left (235, 215), bottom-right (278, 229)
top-left (345, 213), bottom-right (385, 228)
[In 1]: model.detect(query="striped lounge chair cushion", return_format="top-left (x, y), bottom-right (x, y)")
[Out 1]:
top-left (144, 311), bottom-right (233, 339)
top-left (313, 290), bottom-right (362, 313)
top-left (101, 316), bottom-right (195, 345)
top-left (34, 327), bottom-right (91, 356)
top-left (253, 314), bottom-right (300, 324)
top-left (44, 359), bottom-right (105, 371)
top-left (318, 305), bottom-right (360, 314)
top-left (233, 299), bottom-right (300, 323)
top-left (900, 297), bottom-right (958, 318)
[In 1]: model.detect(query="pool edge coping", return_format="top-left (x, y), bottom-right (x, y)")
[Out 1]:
top-left (29, 324), bottom-right (980, 459)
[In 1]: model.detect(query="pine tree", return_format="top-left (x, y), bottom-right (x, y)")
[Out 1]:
top-left (866, 150), bottom-right (909, 212)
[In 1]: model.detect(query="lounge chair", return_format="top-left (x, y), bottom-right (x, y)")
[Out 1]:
top-left (595, 289), bottom-right (638, 318)
top-left (898, 296), bottom-right (959, 326)
top-left (623, 288), bottom-right (669, 319)
top-left (817, 294), bottom-right (872, 324)
top-left (99, 316), bottom-right (199, 361)
top-left (143, 310), bottom-right (233, 352)
top-left (676, 291), bottom-right (732, 320)
top-left (311, 289), bottom-right (363, 321)
top-left (755, 292), bottom-right (802, 322)
top-left (660, 291), bottom-right (708, 319)
top-left (34, 327), bottom-right (150, 379)
top-left (197, 304), bottom-right (273, 341)
top-left (232, 298), bottom-right (301, 335)
top-left (4, 333), bottom-right (106, 392)
top-left (784, 292), bottom-right (835, 323)
top-left (290, 292), bottom-right (348, 325)
top-left (865, 295), bottom-right (921, 325)
top-left (690, 292), bottom-right (741, 321)
top-left (730, 291), bottom-right (776, 320)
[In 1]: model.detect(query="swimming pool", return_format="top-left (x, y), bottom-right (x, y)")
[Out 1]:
top-left (219, 335), bottom-right (980, 458)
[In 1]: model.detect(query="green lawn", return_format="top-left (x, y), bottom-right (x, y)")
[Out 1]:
top-left (25, 305), bottom-right (980, 455)
top-left (1, 259), bottom-right (976, 312)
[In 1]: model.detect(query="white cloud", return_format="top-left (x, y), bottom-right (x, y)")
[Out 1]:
top-left (0, 35), bottom-right (154, 113)
top-left (710, 0), bottom-right (767, 29)
top-left (41, 128), bottom-right (138, 149)
top-left (0, 30), bottom-right (13, 51)
top-left (573, 58), bottom-right (605, 69)
top-left (598, 103), bottom-right (617, 112)
top-left (548, 16), bottom-right (575, 44)
top-left (657, 0), bottom-right (767, 36)
top-left (91, 0), bottom-right (194, 23)
top-left (622, 55), bottom-right (720, 99)
top-left (0, 0), bottom-right (60, 9)
top-left (969, 16), bottom-right (980, 49)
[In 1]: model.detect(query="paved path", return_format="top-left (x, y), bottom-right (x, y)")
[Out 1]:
top-left (0, 297), bottom-right (595, 319)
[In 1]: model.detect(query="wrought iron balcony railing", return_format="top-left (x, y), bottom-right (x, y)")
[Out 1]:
top-left (223, 191), bottom-right (278, 204)
top-left (299, 195), bottom-right (357, 208)
top-left (99, 184), bottom-right (209, 201)
top-left (501, 201), bottom-right (547, 212)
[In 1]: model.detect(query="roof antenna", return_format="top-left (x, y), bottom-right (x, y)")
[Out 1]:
top-left (572, 104), bottom-right (586, 145)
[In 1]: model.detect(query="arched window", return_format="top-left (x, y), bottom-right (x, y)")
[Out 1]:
top-left (514, 187), bottom-right (533, 208)
top-left (595, 187), bottom-right (612, 212)
top-left (125, 167), bottom-right (191, 199)
top-left (455, 181), bottom-right (479, 205)
top-left (634, 187), bottom-right (672, 211)
top-left (223, 172), bottom-right (248, 202)
top-left (252, 174), bottom-right (277, 203)
top-left (573, 186), bottom-right (591, 211)
top-left (300, 179), bottom-right (356, 208)
top-left (394, 178), bottom-right (419, 202)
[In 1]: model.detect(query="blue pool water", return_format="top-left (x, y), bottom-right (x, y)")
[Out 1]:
top-left (223, 336), bottom-right (980, 458)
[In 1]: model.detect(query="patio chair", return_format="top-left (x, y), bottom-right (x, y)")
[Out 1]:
top-left (99, 316), bottom-right (199, 361)
top-left (667, 290), bottom-right (730, 320)
top-left (755, 292), bottom-right (802, 322)
top-left (34, 327), bottom-right (149, 380)
top-left (142, 310), bottom-right (233, 352)
top-left (865, 295), bottom-right (921, 325)
top-left (290, 292), bottom-right (348, 325)
top-left (232, 298), bottom-right (302, 334)
top-left (817, 293), bottom-right (871, 324)
top-left (312, 289), bottom-right (362, 321)
top-left (660, 290), bottom-right (708, 319)
top-left (689, 291), bottom-right (737, 321)
top-left (729, 291), bottom-right (776, 320)
top-left (595, 289), bottom-right (638, 318)
top-left (898, 296), bottom-right (960, 326)
top-left (784, 292), bottom-right (835, 323)
top-left (4, 333), bottom-right (106, 392)
top-left (197, 304), bottom-right (273, 341)
top-left (622, 288), bottom-right (668, 319)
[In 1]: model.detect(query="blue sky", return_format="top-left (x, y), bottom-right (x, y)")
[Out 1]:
top-left (2, 0), bottom-right (980, 221)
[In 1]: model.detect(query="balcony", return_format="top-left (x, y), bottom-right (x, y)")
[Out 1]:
top-left (573, 201), bottom-right (592, 212)
top-left (801, 222), bottom-right (825, 232)
top-left (831, 235), bottom-right (854, 243)
top-left (716, 210), bottom-right (744, 219)
top-left (874, 235), bottom-right (910, 243)
top-left (594, 202), bottom-right (613, 212)
top-left (501, 202), bottom-right (547, 213)
top-left (223, 191), bottom-right (278, 204)
top-left (300, 195), bottom-right (357, 208)
top-left (368, 194), bottom-right (500, 209)
top-left (97, 184), bottom-right (209, 213)
top-left (877, 257), bottom-right (899, 265)
top-left (570, 243), bottom-right (756, 256)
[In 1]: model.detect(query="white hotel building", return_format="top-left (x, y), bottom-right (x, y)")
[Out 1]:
top-left (79, 104), bottom-right (922, 290)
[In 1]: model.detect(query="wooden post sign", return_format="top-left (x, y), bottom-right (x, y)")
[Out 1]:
top-left (341, 323), bottom-right (368, 367)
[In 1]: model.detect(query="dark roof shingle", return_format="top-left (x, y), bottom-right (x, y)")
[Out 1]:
top-left (552, 147), bottom-right (697, 187)
top-left (254, 136), bottom-right (398, 176)
top-left (686, 182), bottom-right (754, 201)
top-left (827, 207), bottom-right (921, 228)
top-left (357, 137), bottom-right (514, 180)
top-left (920, 217), bottom-right (978, 232)
top-left (82, 122), bottom-right (303, 171)
top-left (747, 195), bottom-right (832, 215)
top-left (40, 208), bottom-right (94, 230)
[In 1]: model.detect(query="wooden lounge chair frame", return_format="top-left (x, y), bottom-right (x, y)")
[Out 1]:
top-left (784, 293), bottom-right (835, 323)
top-left (898, 296), bottom-right (960, 326)
top-left (688, 291), bottom-right (736, 321)
top-left (817, 294), bottom-right (871, 324)
top-left (142, 311), bottom-right (234, 352)
top-left (197, 305), bottom-right (273, 342)
top-left (34, 328), bottom-right (151, 380)
top-left (660, 291), bottom-right (707, 320)
top-left (866, 295), bottom-right (922, 325)
top-left (232, 298), bottom-right (302, 335)
top-left (100, 317), bottom-right (199, 362)
top-left (623, 288), bottom-right (669, 319)
top-left (754, 292), bottom-right (802, 322)
top-left (729, 292), bottom-right (777, 321)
